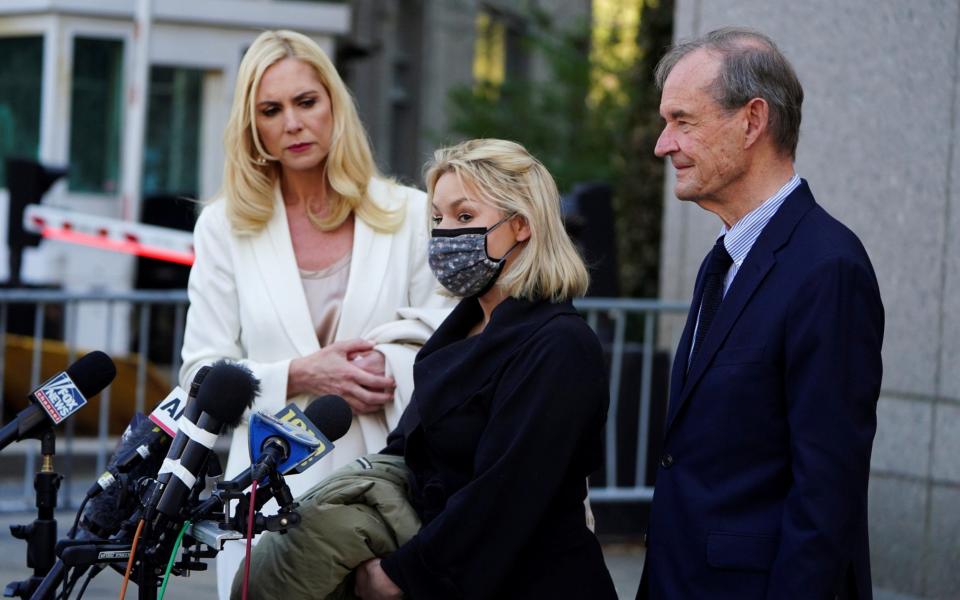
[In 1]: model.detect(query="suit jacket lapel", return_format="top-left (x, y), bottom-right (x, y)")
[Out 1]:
top-left (337, 179), bottom-right (394, 339)
top-left (665, 259), bottom-right (707, 428)
top-left (665, 181), bottom-right (817, 433)
top-left (252, 186), bottom-right (320, 357)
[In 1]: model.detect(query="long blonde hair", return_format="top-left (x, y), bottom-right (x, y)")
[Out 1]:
top-left (425, 139), bottom-right (589, 301)
top-left (220, 29), bottom-right (402, 234)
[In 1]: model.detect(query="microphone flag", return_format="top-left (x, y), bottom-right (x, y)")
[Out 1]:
top-left (33, 372), bottom-right (88, 424)
top-left (148, 386), bottom-right (189, 437)
top-left (248, 403), bottom-right (335, 476)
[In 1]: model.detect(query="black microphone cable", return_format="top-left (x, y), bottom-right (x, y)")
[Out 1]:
top-left (73, 567), bottom-right (101, 599)
top-left (57, 563), bottom-right (92, 600)
top-left (67, 496), bottom-right (90, 541)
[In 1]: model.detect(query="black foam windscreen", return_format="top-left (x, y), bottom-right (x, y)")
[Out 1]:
top-left (65, 350), bottom-right (117, 399)
top-left (304, 395), bottom-right (352, 442)
top-left (195, 360), bottom-right (259, 428)
top-left (81, 414), bottom-right (167, 538)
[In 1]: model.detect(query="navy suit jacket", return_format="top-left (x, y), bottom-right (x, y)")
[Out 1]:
top-left (639, 181), bottom-right (884, 599)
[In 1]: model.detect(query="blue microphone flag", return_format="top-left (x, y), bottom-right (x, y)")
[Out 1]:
top-left (248, 403), bottom-right (334, 475)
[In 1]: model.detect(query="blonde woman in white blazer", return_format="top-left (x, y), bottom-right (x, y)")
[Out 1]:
top-left (178, 30), bottom-right (452, 598)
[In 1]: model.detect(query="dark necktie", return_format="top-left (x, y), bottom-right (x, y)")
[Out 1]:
top-left (691, 235), bottom-right (733, 363)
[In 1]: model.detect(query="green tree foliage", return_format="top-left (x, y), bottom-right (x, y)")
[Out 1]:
top-left (616, 0), bottom-right (674, 298)
top-left (444, 0), bottom-right (673, 298)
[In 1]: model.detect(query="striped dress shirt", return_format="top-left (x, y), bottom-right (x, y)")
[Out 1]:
top-left (689, 173), bottom-right (801, 361)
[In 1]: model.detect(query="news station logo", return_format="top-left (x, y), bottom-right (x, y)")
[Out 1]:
top-left (149, 387), bottom-right (189, 437)
top-left (271, 404), bottom-right (333, 473)
top-left (35, 373), bottom-right (88, 424)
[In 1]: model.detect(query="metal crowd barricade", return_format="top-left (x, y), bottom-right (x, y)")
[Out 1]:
top-left (575, 298), bottom-right (689, 503)
top-left (0, 291), bottom-right (687, 512)
top-left (0, 288), bottom-right (189, 511)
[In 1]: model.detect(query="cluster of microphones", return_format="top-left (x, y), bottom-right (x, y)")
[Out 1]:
top-left (0, 351), bottom-right (352, 600)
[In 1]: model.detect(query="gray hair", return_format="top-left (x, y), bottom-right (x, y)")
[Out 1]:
top-left (655, 27), bottom-right (804, 158)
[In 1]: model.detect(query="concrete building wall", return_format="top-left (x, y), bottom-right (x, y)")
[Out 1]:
top-left (344, 0), bottom-right (481, 184)
top-left (659, 2), bottom-right (960, 597)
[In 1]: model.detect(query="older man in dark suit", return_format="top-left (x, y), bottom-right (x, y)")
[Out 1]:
top-left (638, 28), bottom-right (884, 599)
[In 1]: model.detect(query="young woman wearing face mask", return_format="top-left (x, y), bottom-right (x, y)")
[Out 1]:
top-left (354, 139), bottom-right (618, 600)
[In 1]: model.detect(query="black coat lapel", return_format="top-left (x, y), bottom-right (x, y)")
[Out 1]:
top-left (412, 297), bottom-right (578, 427)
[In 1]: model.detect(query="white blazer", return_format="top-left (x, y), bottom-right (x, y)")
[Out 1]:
top-left (179, 177), bottom-right (453, 496)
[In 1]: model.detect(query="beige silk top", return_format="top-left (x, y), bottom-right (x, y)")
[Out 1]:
top-left (299, 251), bottom-right (352, 346)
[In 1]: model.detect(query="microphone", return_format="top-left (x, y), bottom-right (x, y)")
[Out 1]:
top-left (297, 395), bottom-right (352, 464)
top-left (79, 414), bottom-right (167, 538)
top-left (151, 361), bottom-right (257, 525)
top-left (31, 393), bottom-right (197, 600)
top-left (84, 367), bottom-right (210, 501)
top-left (147, 365), bottom-right (210, 438)
top-left (0, 351), bottom-right (116, 451)
top-left (248, 394), bottom-right (353, 481)
top-left (302, 395), bottom-right (353, 439)
top-left (29, 371), bottom-right (216, 600)
top-left (191, 395), bottom-right (351, 519)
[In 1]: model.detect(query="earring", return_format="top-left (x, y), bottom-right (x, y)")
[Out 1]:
top-left (254, 156), bottom-right (268, 166)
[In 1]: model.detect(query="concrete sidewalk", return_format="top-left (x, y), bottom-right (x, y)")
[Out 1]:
top-left (0, 509), bottom-right (925, 600)
top-left (0, 511), bottom-right (645, 599)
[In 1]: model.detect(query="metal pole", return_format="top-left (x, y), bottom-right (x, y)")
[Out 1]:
top-left (635, 311), bottom-right (655, 488)
top-left (604, 309), bottom-right (626, 488)
top-left (23, 303), bottom-right (45, 503)
top-left (120, 0), bottom-right (152, 222)
top-left (63, 301), bottom-right (79, 507)
top-left (136, 303), bottom-right (149, 414)
top-left (95, 302), bottom-right (115, 476)
top-left (586, 308), bottom-right (598, 333)
top-left (0, 302), bottom-right (7, 425)
top-left (171, 302), bottom-right (186, 385)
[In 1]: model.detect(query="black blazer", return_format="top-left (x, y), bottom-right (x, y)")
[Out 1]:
top-left (380, 297), bottom-right (617, 600)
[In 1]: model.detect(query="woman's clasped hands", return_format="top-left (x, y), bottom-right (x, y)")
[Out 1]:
top-left (288, 339), bottom-right (396, 414)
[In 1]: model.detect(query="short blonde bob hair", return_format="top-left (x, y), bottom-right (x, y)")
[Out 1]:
top-left (220, 29), bottom-right (401, 234)
top-left (425, 139), bottom-right (589, 302)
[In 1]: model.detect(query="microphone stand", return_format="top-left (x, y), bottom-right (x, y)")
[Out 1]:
top-left (26, 455), bottom-right (305, 599)
top-left (201, 468), bottom-right (302, 537)
top-left (27, 459), bottom-right (217, 600)
top-left (5, 428), bottom-right (62, 599)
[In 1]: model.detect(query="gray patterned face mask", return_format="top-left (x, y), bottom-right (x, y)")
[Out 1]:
top-left (428, 215), bottom-right (520, 297)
